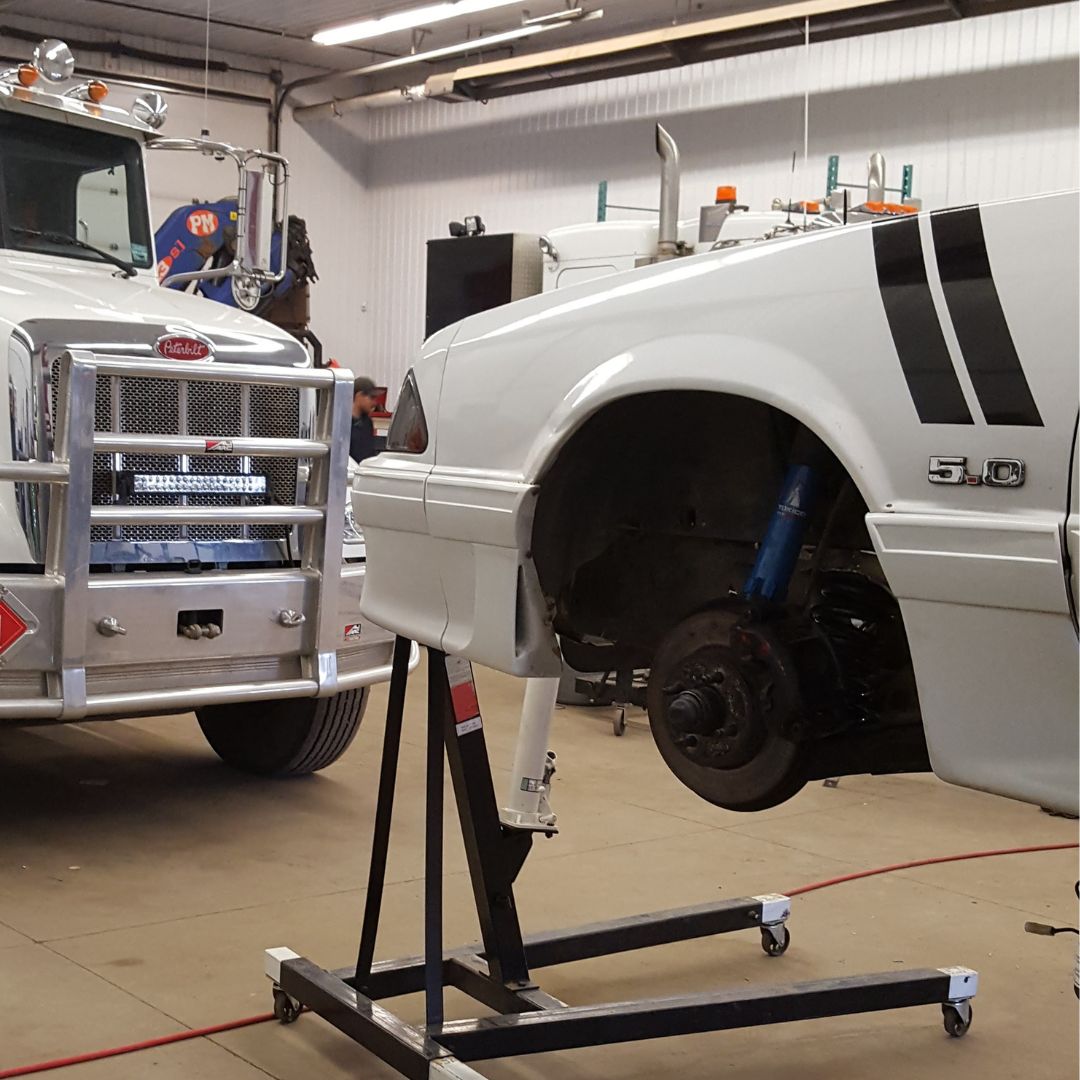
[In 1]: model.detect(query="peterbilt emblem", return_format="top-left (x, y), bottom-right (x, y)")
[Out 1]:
top-left (154, 333), bottom-right (213, 361)
top-left (204, 439), bottom-right (234, 453)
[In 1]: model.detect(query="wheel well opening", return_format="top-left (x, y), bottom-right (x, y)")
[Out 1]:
top-left (532, 390), bottom-right (874, 654)
top-left (533, 390), bottom-right (930, 805)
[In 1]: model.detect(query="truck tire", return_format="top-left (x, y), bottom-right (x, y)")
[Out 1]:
top-left (196, 689), bottom-right (368, 776)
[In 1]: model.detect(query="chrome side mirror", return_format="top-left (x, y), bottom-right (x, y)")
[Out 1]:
top-left (240, 163), bottom-right (277, 275)
top-left (149, 137), bottom-right (289, 294)
top-left (33, 39), bottom-right (74, 83)
top-left (132, 91), bottom-right (168, 129)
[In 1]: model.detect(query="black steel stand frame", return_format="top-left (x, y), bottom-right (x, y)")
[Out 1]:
top-left (265, 637), bottom-right (978, 1080)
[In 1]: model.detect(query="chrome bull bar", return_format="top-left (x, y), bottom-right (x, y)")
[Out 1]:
top-left (0, 349), bottom-right (359, 720)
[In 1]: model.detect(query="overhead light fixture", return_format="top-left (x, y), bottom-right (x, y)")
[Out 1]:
top-left (522, 6), bottom-right (585, 25)
top-left (341, 10), bottom-right (601, 76)
top-left (314, 0), bottom-right (525, 47)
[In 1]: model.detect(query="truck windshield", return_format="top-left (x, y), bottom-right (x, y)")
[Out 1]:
top-left (0, 109), bottom-right (152, 270)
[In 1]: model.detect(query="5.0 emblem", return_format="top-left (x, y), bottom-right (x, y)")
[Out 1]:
top-left (928, 456), bottom-right (1025, 487)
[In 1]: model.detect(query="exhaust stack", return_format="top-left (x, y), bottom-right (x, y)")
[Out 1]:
top-left (655, 123), bottom-right (680, 260)
top-left (867, 152), bottom-right (886, 203)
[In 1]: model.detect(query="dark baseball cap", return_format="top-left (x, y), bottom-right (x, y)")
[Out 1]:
top-left (353, 376), bottom-right (377, 397)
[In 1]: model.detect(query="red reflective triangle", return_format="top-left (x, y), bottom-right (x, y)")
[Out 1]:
top-left (0, 600), bottom-right (29, 655)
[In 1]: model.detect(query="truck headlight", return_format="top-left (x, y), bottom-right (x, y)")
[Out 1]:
top-left (344, 498), bottom-right (362, 543)
top-left (385, 370), bottom-right (428, 453)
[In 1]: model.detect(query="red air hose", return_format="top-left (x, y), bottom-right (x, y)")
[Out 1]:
top-left (784, 841), bottom-right (1080, 897)
top-left (0, 1013), bottom-right (274, 1078)
top-left (1, 841), bottom-right (1075, 1078)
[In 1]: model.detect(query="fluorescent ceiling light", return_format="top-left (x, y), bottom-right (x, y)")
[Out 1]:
top-left (346, 10), bottom-right (601, 75)
top-left (314, 0), bottom-right (524, 46)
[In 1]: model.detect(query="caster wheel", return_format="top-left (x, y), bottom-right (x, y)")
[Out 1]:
top-left (942, 1003), bottom-right (972, 1038)
top-left (273, 987), bottom-right (302, 1024)
top-left (613, 709), bottom-right (627, 737)
top-left (761, 925), bottom-right (790, 957)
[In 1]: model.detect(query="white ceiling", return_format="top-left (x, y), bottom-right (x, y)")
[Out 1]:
top-left (0, 0), bottom-right (783, 75)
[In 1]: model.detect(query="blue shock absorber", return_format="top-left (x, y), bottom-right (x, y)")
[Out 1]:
top-left (742, 463), bottom-right (820, 603)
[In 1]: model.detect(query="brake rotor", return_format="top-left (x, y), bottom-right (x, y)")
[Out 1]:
top-left (647, 608), bottom-right (809, 812)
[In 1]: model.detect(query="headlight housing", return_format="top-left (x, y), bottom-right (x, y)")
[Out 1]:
top-left (385, 369), bottom-right (428, 453)
top-left (343, 498), bottom-right (362, 543)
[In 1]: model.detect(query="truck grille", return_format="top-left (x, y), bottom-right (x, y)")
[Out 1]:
top-left (50, 359), bottom-right (300, 546)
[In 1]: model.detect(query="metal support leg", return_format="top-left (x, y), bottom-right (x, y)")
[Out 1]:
top-left (355, 635), bottom-right (412, 989)
top-left (435, 652), bottom-right (533, 988)
top-left (425, 649), bottom-right (445, 1029)
top-left (433, 968), bottom-right (978, 1062)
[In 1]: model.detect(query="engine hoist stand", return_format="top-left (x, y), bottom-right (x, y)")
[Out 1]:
top-left (265, 637), bottom-right (978, 1079)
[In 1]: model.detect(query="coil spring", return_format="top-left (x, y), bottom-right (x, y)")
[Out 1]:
top-left (809, 571), bottom-right (900, 724)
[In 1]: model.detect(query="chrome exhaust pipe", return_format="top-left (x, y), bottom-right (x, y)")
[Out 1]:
top-left (655, 123), bottom-right (680, 259)
top-left (867, 152), bottom-right (886, 203)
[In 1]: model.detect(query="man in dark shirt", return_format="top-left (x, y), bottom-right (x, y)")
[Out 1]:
top-left (350, 376), bottom-right (380, 463)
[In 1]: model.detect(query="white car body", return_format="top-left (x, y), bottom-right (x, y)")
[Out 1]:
top-left (357, 189), bottom-right (1079, 814)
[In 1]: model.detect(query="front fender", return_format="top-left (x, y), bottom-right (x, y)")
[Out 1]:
top-left (435, 222), bottom-right (916, 512)
top-left (520, 332), bottom-right (892, 512)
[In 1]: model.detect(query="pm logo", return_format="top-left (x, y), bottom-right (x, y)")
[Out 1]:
top-left (186, 210), bottom-right (219, 238)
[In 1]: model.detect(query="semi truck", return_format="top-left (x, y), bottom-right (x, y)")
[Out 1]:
top-left (0, 39), bottom-right (404, 775)
top-left (540, 127), bottom-right (918, 294)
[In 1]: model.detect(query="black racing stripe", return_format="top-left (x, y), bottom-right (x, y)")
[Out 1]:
top-left (930, 205), bottom-right (1043, 427)
top-left (871, 215), bottom-right (973, 425)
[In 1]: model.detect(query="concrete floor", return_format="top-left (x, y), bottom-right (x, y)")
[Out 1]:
top-left (0, 665), bottom-right (1076, 1079)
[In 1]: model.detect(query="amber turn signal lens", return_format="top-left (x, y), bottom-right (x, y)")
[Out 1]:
top-left (17, 64), bottom-right (38, 87)
top-left (87, 80), bottom-right (109, 102)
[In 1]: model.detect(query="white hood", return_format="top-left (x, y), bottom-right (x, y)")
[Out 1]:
top-left (0, 250), bottom-right (304, 363)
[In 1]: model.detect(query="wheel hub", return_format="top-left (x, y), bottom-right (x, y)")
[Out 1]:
top-left (662, 651), bottom-right (768, 770)
top-left (646, 608), bottom-right (810, 812)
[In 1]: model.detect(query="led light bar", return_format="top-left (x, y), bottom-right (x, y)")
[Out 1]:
top-left (131, 473), bottom-right (268, 495)
top-left (313, 0), bottom-right (523, 46)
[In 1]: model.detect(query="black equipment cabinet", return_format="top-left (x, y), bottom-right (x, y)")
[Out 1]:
top-left (425, 233), bottom-right (542, 339)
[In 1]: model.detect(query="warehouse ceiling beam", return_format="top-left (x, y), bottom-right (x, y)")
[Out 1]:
top-left (277, 6), bottom-right (599, 143)
top-left (291, 0), bottom-right (1064, 118)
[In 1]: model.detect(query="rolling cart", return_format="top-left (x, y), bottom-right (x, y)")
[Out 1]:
top-left (265, 636), bottom-right (977, 1079)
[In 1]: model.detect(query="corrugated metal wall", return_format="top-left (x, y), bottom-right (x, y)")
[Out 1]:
top-left (279, 115), bottom-right (371, 368)
top-left (354, 3), bottom-right (1079, 397)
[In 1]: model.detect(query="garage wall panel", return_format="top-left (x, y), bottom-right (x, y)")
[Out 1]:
top-left (279, 113), bottom-right (371, 371)
top-left (358, 5), bottom-right (1079, 396)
